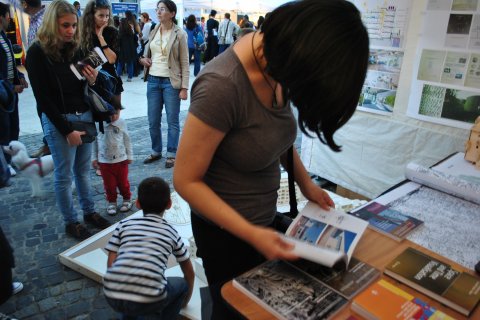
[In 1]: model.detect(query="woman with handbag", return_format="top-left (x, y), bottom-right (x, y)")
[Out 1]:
top-left (139, 0), bottom-right (189, 168)
top-left (26, 0), bottom-right (111, 240)
top-left (79, 0), bottom-right (123, 109)
top-left (173, 0), bottom-right (369, 318)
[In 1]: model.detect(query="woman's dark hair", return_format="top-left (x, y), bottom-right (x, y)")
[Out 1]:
top-left (138, 177), bottom-right (170, 213)
top-left (261, 0), bottom-right (369, 152)
top-left (157, 0), bottom-right (177, 25)
top-left (118, 17), bottom-right (132, 35)
top-left (141, 12), bottom-right (150, 21)
top-left (186, 14), bottom-right (197, 30)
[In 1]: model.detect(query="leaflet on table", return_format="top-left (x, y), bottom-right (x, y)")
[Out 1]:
top-left (282, 202), bottom-right (368, 269)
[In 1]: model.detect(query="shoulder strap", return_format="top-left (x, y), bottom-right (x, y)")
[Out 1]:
top-left (224, 21), bottom-right (230, 38)
top-left (286, 146), bottom-right (298, 218)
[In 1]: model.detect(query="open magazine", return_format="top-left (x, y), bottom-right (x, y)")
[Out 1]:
top-left (70, 47), bottom-right (108, 80)
top-left (282, 202), bottom-right (368, 269)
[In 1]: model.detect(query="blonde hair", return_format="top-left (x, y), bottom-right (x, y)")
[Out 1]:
top-left (36, 0), bottom-right (79, 61)
top-left (79, 0), bottom-right (113, 54)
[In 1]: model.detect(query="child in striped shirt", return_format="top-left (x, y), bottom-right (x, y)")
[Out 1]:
top-left (103, 177), bottom-right (194, 318)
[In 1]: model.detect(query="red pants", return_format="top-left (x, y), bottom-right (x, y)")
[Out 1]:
top-left (99, 161), bottom-right (131, 203)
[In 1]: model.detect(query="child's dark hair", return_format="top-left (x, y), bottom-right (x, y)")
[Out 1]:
top-left (138, 177), bottom-right (170, 214)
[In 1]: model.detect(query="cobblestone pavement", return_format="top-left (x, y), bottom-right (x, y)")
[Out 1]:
top-left (0, 114), bottom-right (187, 320)
top-left (0, 110), bottom-right (305, 320)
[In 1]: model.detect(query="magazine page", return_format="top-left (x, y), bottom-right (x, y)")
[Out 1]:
top-left (70, 47), bottom-right (108, 80)
top-left (283, 202), bottom-right (368, 268)
top-left (405, 162), bottom-right (480, 205)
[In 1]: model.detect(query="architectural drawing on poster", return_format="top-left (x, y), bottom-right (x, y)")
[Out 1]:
top-left (350, 0), bottom-right (412, 115)
top-left (407, 0), bottom-right (480, 129)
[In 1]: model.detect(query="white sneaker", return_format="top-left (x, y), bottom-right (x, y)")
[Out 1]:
top-left (12, 282), bottom-right (23, 295)
top-left (106, 203), bottom-right (117, 216)
top-left (119, 200), bottom-right (133, 212)
top-left (8, 165), bottom-right (16, 177)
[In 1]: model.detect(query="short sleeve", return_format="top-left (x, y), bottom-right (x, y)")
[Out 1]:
top-left (189, 73), bottom-right (238, 133)
top-left (173, 236), bottom-right (189, 262)
top-left (105, 225), bottom-right (121, 253)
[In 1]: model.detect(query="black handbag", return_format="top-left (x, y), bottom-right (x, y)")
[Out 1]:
top-left (274, 146), bottom-right (298, 233)
top-left (70, 121), bottom-right (97, 143)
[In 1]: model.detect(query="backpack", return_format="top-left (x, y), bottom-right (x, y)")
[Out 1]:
top-left (193, 26), bottom-right (206, 51)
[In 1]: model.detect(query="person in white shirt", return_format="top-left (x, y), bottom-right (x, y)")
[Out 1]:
top-left (218, 13), bottom-right (239, 54)
top-left (92, 111), bottom-right (133, 215)
top-left (140, 12), bottom-right (152, 51)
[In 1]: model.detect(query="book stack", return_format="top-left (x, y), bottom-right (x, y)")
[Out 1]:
top-left (233, 258), bottom-right (380, 320)
top-left (384, 247), bottom-right (480, 317)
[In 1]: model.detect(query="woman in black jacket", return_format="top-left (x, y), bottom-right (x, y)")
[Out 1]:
top-left (80, 0), bottom-right (123, 108)
top-left (26, 0), bottom-right (111, 240)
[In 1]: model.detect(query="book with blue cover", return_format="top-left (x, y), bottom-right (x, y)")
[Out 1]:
top-left (349, 201), bottom-right (423, 241)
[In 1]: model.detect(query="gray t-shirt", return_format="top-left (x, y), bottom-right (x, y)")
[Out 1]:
top-left (189, 48), bottom-right (297, 226)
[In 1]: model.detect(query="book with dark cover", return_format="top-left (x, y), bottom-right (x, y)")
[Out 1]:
top-left (349, 201), bottom-right (423, 241)
top-left (70, 47), bottom-right (107, 80)
top-left (384, 247), bottom-right (480, 316)
top-left (351, 279), bottom-right (456, 320)
top-left (291, 257), bottom-right (381, 299)
top-left (233, 260), bottom-right (348, 320)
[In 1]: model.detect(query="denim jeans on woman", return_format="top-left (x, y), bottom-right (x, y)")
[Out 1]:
top-left (41, 112), bottom-right (95, 224)
top-left (105, 277), bottom-right (188, 320)
top-left (188, 48), bottom-right (201, 76)
top-left (147, 75), bottom-right (180, 158)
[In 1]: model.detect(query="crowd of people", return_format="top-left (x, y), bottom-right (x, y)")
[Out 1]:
top-left (1, 0), bottom-right (370, 319)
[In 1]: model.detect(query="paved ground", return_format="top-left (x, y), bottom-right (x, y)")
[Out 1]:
top-left (0, 113), bottom-right (187, 319)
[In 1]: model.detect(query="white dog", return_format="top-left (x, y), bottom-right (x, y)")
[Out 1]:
top-left (3, 141), bottom-right (54, 197)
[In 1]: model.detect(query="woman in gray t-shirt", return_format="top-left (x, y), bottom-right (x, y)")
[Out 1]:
top-left (173, 0), bottom-right (369, 318)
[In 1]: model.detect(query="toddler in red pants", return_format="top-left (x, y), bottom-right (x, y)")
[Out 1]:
top-left (92, 113), bottom-right (133, 215)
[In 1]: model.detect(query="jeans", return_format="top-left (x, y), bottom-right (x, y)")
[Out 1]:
top-left (0, 92), bottom-right (19, 164)
top-left (218, 44), bottom-right (230, 54)
top-left (116, 62), bottom-right (134, 79)
top-left (106, 277), bottom-right (188, 319)
top-left (188, 48), bottom-right (201, 76)
top-left (41, 112), bottom-right (95, 224)
top-left (147, 75), bottom-right (180, 158)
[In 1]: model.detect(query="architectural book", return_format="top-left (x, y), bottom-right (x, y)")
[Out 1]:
top-left (233, 260), bottom-right (348, 320)
top-left (384, 247), bottom-right (480, 316)
top-left (282, 202), bottom-right (368, 269)
top-left (70, 47), bottom-right (107, 80)
top-left (352, 279), bottom-right (456, 320)
top-left (349, 201), bottom-right (423, 241)
top-left (291, 257), bottom-right (381, 300)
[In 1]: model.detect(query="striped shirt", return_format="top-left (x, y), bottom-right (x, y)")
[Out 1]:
top-left (0, 35), bottom-right (14, 81)
top-left (27, 7), bottom-right (45, 48)
top-left (103, 212), bottom-right (189, 303)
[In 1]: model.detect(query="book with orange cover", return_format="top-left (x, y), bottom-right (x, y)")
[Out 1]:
top-left (351, 279), bottom-right (456, 320)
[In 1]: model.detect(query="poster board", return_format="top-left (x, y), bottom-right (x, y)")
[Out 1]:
top-left (302, 0), bottom-right (470, 199)
top-left (407, 0), bottom-right (480, 129)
